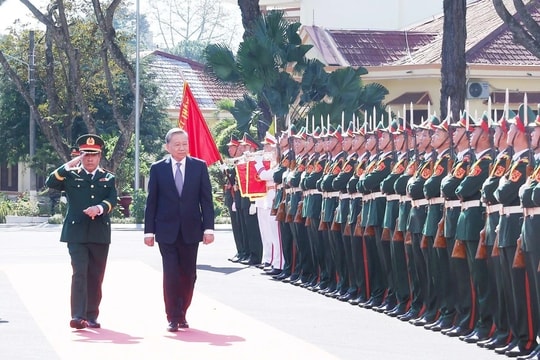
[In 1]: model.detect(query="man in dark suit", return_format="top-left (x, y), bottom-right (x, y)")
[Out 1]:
top-left (144, 128), bottom-right (215, 332)
top-left (46, 134), bottom-right (117, 330)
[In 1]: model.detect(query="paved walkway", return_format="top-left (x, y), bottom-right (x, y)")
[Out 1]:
top-left (0, 224), bottom-right (502, 359)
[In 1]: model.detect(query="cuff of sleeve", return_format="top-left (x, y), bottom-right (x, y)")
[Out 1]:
top-left (97, 205), bottom-right (104, 215)
top-left (144, 233), bottom-right (155, 237)
top-left (204, 229), bottom-right (214, 235)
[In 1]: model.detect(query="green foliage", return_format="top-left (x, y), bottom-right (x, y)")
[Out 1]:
top-left (131, 189), bottom-right (147, 224)
top-left (0, 192), bottom-right (40, 218)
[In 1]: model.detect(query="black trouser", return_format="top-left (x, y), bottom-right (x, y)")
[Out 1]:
top-left (320, 223), bottom-right (336, 289)
top-left (68, 242), bottom-right (109, 321)
top-left (465, 241), bottom-right (494, 334)
top-left (307, 215), bottom-right (324, 283)
top-left (435, 240), bottom-right (455, 323)
top-left (489, 246), bottom-right (511, 340)
top-left (379, 232), bottom-right (395, 306)
top-left (420, 236), bottom-right (439, 319)
top-left (351, 229), bottom-right (367, 300)
top-left (390, 236), bottom-right (410, 306)
top-left (406, 237), bottom-right (423, 312)
top-left (447, 237), bottom-right (474, 330)
top-left (158, 237), bottom-right (199, 323)
top-left (342, 229), bottom-right (357, 294)
top-left (228, 205), bottom-right (246, 258)
top-left (294, 220), bottom-right (315, 281)
top-left (330, 227), bottom-right (348, 292)
top-left (363, 226), bottom-right (386, 301)
top-left (279, 220), bottom-right (294, 276)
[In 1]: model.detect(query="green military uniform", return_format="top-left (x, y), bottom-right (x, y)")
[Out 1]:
top-left (320, 144), bottom-right (348, 297)
top-left (479, 145), bottom-right (512, 348)
top-left (333, 149), bottom-right (358, 301)
top-left (455, 144), bottom-right (493, 340)
top-left (357, 149), bottom-right (393, 308)
top-left (348, 150), bottom-right (369, 304)
top-left (46, 134), bottom-right (117, 326)
top-left (494, 147), bottom-right (536, 354)
top-left (272, 148), bottom-right (294, 280)
top-left (441, 146), bottom-right (475, 336)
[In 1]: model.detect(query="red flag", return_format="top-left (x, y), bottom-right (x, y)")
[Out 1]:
top-left (178, 82), bottom-right (222, 166)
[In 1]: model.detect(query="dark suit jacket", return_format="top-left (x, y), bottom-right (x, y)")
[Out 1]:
top-left (144, 156), bottom-right (214, 244)
top-left (46, 165), bottom-right (117, 244)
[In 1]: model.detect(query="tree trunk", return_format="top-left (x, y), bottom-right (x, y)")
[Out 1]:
top-left (492, 0), bottom-right (540, 59)
top-left (237, 0), bottom-right (260, 39)
top-left (440, 0), bottom-right (467, 121)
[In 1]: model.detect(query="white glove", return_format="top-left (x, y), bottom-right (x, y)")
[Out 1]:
top-left (231, 202), bottom-right (237, 212)
top-left (218, 163), bottom-right (229, 171)
top-left (254, 155), bottom-right (264, 170)
top-left (249, 203), bottom-right (257, 215)
top-left (60, 196), bottom-right (67, 204)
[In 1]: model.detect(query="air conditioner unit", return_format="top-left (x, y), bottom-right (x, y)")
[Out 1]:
top-left (466, 81), bottom-right (490, 99)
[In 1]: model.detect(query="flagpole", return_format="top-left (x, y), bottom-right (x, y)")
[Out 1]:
top-left (134, 0), bottom-right (140, 190)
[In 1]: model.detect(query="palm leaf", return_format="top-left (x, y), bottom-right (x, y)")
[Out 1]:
top-left (203, 44), bottom-right (240, 83)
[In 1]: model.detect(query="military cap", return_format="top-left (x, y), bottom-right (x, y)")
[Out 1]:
top-left (294, 126), bottom-right (307, 140)
top-left (471, 112), bottom-right (490, 133)
top-left (261, 132), bottom-right (277, 145)
top-left (329, 125), bottom-right (343, 142)
top-left (312, 126), bottom-right (322, 139)
top-left (382, 119), bottom-right (399, 134)
top-left (226, 134), bottom-right (240, 147)
top-left (76, 134), bottom-right (104, 154)
top-left (451, 111), bottom-right (473, 132)
top-left (417, 115), bottom-right (440, 131)
top-left (519, 104), bottom-right (538, 129)
top-left (436, 116), bottom-right (451, 132)
top-left (324, 124), bottom-right (336, 138)
top-left (494, 110), bottom-right (514, 133)
top-left (343, 122), bottom-right (354, 137)
top-left (240, 133), bottom-right (262, 150)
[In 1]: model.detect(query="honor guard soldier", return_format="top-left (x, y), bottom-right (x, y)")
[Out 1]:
top-left (332, 122), bottom-right (358, 301)
top-left (477, 113), bottom-right (513, 350)
top-left (415, 116), bottom-right (449, 328)
top-left (523, 110), bottom-right (540, 360)
top-left (272, 127), bottom-right (296, 281)
top-left (399, 117), bottom-right (436, 322)
top-left (357, 122), bottom-right (393, 309)
top-left (347, 125), bottom-right (370, 305)
top-left (493, 105), bottom-right (538, 358)
top-left (440, 113), bottom-right (475, 338)
top-left (454, 113), bottom-right (494, 343)
top-left (385, 118), bottom-right (414, 317)
top-left (301, 126), bottom-right (325, 289)
top-left (224, 135), bottom-right (247, 263)
top-left (238, 133), bottom-right (263, 266)
top-left (317, 124), bottom-right (346, 296)
top-left (46, 134), bottom-right (117, 329)
top-left (254, 132), bottom-right (284, 275)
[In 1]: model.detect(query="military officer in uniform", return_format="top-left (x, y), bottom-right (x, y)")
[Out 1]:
top-left (454, 114), bottom-right (494, 343)
top-left (477, 114), bottom-right (513, 350)
top-left (493, 107), bottom-right (537, 358)
top-left (46, 134), bottom-right (117, 329)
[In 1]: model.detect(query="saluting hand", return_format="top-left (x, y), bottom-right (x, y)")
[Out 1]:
top-left (65, 153), bottom-right (84, 169)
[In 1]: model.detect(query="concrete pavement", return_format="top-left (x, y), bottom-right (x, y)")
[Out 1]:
top-left (0, 224), bottom-right (502, 359)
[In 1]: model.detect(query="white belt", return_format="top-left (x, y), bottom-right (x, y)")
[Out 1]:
top-left (461, 200), bottom-right (483, 210)
top-left (411, 199), bottom-right (429, 207)
top-left (445, 200), bottom-right (461, 208)
top-left (485, 203), bottom-right (502, 214)
top-left (428, 197), bottom-right (444, 205)
top-left (400, 195), bottom-right (411, 203)
top-left (303, 189), bottom-right (321, 196)
top-left (339, 193), bottom-right (351, 200)
top-left (276, 184), bottom-right (284, 190)
top-left (351, 193), bottom-right (363, 199)
top-left (386, 194), bottom-right (400, 201)
top-left (327, 191), bottom-right (340, 198)
top-left (501, 205), bottom-right (522, 216)
top-left (292, 187), bottom-right (302, 193)
top-left (524, 207), bottom-right (540, 217)
top-left (364, 191), bottom-right (384, 201)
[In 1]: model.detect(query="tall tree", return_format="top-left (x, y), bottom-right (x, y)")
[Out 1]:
top-left (0, 0), bottom-right (139, 173)
top-left (237, 0), bottom-right (260, 38)
top-left (148, 0), bottom-right (242, 56)
top-left (492, 0), bottom-right (540, 59)
top-left (440, 0), bottom-right (467, 120)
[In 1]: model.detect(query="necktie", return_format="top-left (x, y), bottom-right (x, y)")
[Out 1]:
top-left (175, 162), bottom-right (184, 195)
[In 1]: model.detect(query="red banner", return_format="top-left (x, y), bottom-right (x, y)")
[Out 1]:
top-left (178, 82), bottom-right (222, 166)
top-left (235, 160), bottom-right (270, 199)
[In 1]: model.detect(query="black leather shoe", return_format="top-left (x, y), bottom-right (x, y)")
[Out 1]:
top-left (429, 319), bottom-right (453, 332)
top-left (373, 302), bottom-right (393, 313)
top-left (348, 295), bottom-right (366, 305)
top-left (494, 339), bottom-right (518, 355)
top-left (410, 314), bottom-right (436, 327)
top-left (319, 285), bottom-right (336, 295)
top-left (441, 325), bottom-right (459, 335)
top-left (179, 320), bottom-right (189, 329)
top-left (483, 336), bottom-right (512, 350)
top-left (86, 319), bottom-right (101, 328)
top-left (397, 309), bottom-right (419, 322)
top-left (445, 326), bottom-right (471, 337)
top-left (70, 318), bottom-right (87, 329)
top-left (505, 347), bottom-right (533, 358)
top-left (239, 257), bottom-right (252, 265)
top-left (516, 346), bottom-right (540, 360)
top-left (228, 254), bottom-right (240, 263)
top-left (272, 272), bottom-right (289, 281)
top-left (167, 322), bottom-right (179, 332)
top-left (264, 269), bottom-right (282, 276)
top-left (359, 297), bottom-right (382, 309)
top-left (461, 330), bottom-right (489, 344)
top-left (282, 274), bottom-right (299, 283)
top-left (386, 304), bottom-right (407, 317)
top-left (338, 292), bottom-right (355, 302)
